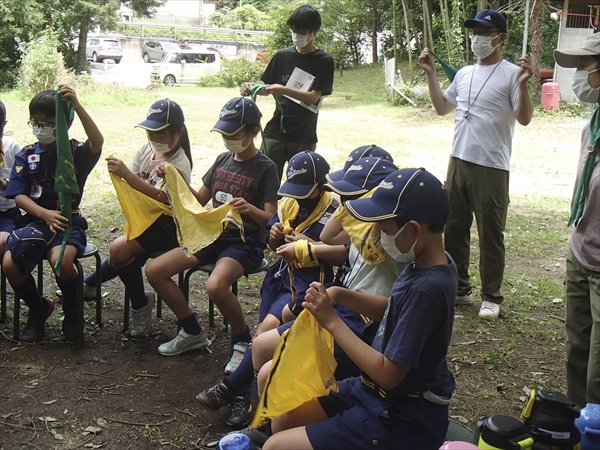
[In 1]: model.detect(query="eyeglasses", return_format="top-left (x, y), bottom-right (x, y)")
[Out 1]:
top-left (27, 120), bottom-right (56, 129)
top-left (469, 30), bottom-right (503, 38)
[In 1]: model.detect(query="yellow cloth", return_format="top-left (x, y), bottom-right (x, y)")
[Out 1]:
top-left (250, 309), bottom-right (338, 429)
top-left (164, 164), bottom-right (244, 255)
top-left (293, 240), bottom-right (319, 268)
top-left (278, 192), bottom-right (334, 235)
top-left (110, 173), bottom-right (172, 241)
top-left (334, 189), bottom-right (386, 265)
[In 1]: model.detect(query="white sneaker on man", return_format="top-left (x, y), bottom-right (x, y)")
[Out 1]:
top-left (158, 329), bottom-right (208, 356)
top-left (478, 301), bottom-right (500, 319)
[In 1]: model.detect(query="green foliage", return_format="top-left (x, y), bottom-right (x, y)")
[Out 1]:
top-left (199, 57), bottom-right (265, 88)
top-left (262, 2), bottom-right (306, 55)
top-left (227, 5), bottom-right (272, 31)
top-left (0, 0), bottom-right (44, 88)
top-left (18, 30), bottom-right (69, 95)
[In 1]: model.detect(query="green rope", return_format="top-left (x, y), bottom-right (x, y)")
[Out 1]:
top-left (428, 49), bottom-right (459, 83)
top-left (250, 83), bottom-right (286, 136)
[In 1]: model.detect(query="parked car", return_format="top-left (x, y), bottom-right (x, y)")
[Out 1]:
top-left (141, 41), bottom-right (181, 63)
top-left (85, 38), bottom-right (123, 63)
top-left (150, 50), bottom-right (221, 86)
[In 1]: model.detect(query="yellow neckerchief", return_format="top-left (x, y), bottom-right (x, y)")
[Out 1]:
top-left (279, 191), bottom-right (334, 235)
top-left (164, 164), bottom-right (244, 256)
top-left (334, 189), bottom-right (386, 265)
top-left (110, 172), bottom-right (172, 241)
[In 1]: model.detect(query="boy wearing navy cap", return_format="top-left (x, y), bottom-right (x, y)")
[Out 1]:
top-left (3, 86), bottom-right (103, 342)
top-left (262, 168), bottom-right (458, 450)
top-left (196, 150), bottom-right (338, 428)
top-left (0, 101), bottom-right (22, 259)
top-left (146, 98), bottom-right (279, 369)
top-left (419, 9), bottom-right (534, 319)
top-left (326, 145), bottom-right (394, 184)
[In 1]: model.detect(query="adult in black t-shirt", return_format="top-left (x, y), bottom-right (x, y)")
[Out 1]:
top-left (241, 5), bottom-right (334, 181)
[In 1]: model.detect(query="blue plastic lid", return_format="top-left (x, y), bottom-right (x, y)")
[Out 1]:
top-left (217, 433), bottom-right (253, 450)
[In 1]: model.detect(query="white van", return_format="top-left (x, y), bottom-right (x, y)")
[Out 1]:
top-left (150, 50), bottom-right (221, 86)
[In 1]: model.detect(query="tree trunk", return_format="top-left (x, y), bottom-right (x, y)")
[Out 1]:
top-left (76, 17), bottom-right (91, 73)
top-left (530, 0), bottom-right (543, 78)
top-left (372, 6), bottom-right (378, 64)
top-left (400, 0), bottom-right (413, 79)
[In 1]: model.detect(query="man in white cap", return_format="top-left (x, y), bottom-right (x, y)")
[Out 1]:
top-left (418, 9), bottom-right (534, 319)
top-left (554, 32), bottom-right (600, 408)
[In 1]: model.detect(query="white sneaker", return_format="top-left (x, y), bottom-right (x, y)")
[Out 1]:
top-left (158, 329), bottom-right (208, 356)
top-left (479, 301), bottom-right (500, 319)
top-left (56, 283), bottom-right (97, 300)
top-left (224, 342), bottom-right (249, 374)
top-left (455, 291), bottom-right (473, 305)
top-left (130, 292), bottom-right (155, 337)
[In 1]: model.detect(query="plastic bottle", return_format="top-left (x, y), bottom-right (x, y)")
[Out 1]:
top-left (575, 403), bottom-right (600, 450)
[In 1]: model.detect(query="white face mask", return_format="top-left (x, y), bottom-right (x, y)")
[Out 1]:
top-left (149, 140), bottom-right (172, 154)
top-left (470, 34), bottom-right (500, 59)
top-left (33, 126), bottom-right (56, 145)
top-left (380, 223), bottom-right (418, 264)
top-left (291, 32), bottom-right (310, 49)
top-left (222, 134), bottom-right (251, 154)
top-left (572, 69), bottom-right (600, 104)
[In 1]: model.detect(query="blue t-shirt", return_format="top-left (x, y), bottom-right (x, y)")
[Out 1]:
top-left (6, 139), bottom-right (100, 212)
top-left (369, 253), bottom-right (458, 403)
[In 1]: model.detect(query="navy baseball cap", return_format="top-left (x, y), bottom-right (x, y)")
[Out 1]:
top-left (345, 168), bottom-right (449, 226)
top-left (326, 145), bottom-right (394, 183)
top-left (464, 9), bottom-right (507, 33)
top-left (325, 157), bottom-right (397, 196)
top-left (0, 101), bottom-right (5, 135)
top-left (212, 97), bottom-right (262, 136)
top-left (136, 99), bottom-right (185, 131)
top-left (278, 151), bottom-right (330, 199)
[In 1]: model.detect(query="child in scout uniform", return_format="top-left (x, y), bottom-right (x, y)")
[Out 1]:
top-left (0, 101), bottom-right (22, 258)
top-left (81, 98), bottom-right (193, 337)
top-left (145, 98), bottom-right (279, 368)
top-left (196, 151), bottom-right (338, 429)
top-left (263, 168), bottom-right (457, 450)
top-left (2, 86), bottom-right (103, 342)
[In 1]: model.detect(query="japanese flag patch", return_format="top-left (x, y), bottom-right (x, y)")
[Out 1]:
top-left (27, 154), bottom-right (40, 164)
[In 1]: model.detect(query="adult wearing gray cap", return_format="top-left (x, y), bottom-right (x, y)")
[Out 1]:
top-left (554, 32), bottom-right (600, 408)
top-left (418, 9), bottom-right (534, 319)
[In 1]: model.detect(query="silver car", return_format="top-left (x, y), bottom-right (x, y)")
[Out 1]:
top-left (86, 38), bottom-right (123, 64)
top-left (141, 41), bottom-right (181, 63)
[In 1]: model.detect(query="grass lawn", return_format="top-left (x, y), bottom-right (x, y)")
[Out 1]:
top-left (0, 65), bottom-right (593, 447)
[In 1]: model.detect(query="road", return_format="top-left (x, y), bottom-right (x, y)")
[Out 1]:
top-left (89, 61), bottom-right (154, 88)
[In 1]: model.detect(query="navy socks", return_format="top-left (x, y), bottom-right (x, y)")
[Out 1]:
top-left (13, 274), bottom-right (44, 311)
top-left (56, 272), bottom-right (80, 310)
top-left (177, 313), bottom-right (202, 336)
top-left (224, 345), bottom-right (254, 395)
top-left (84, 258), bottom-right (117, 287)
top-left (114, 256), bottom-right (147, 310)
top-left (233, 325), bottom-right (251, 345)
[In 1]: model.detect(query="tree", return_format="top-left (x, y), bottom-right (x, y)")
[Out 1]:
top-left (51, 0), bottom-right (165, 73)
top-left (0, 0), bottom-right (44, 87)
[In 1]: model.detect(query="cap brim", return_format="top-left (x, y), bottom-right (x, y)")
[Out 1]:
top-left (553, 48), bottom-right (597, 68)
top-left (344, 197), bottom-right (397, 222)
top-left (277, 182), bottom-right (317, 199)
top-left (325, 170), bottom-right (345, 183)
top-left (325, 179), bottom-right (368, 196)
top-left (211, 121), bottom-right (246, 136)
top-left (464, 18), bottom-right (505, 32)
top-left (135, 120), bottom-right (170, 131)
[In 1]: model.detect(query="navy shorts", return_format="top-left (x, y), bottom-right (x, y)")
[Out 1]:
top-left (0, 207), bottom-right (21, 233)
top-left (192, 231), bottom-right (265, 275)
top-left (135, 214), bottom-right (179, 254)
top-left (47, 215), bottom-right (88, 256)
top-left (306, 378), bottom-right (449, 450)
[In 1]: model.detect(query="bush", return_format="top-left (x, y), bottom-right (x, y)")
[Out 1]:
top-left (199, 57), bottom-right (265, 88)
top-left (19, 30), bottom-right (70, 95)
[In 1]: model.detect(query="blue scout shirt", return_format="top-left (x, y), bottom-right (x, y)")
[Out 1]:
top-left (6, 140), bottom-right (100, 213)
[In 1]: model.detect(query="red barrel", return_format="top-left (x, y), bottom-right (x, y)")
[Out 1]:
top-left (542, 82), bottom-right (560, 111)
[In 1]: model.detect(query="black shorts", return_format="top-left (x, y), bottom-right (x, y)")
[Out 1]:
top-left (192, 231), bottom-right (265, 275)
top-left (135, 214), bottom-right (179, 254)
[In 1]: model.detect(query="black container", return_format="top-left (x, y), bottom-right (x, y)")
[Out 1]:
top-left (521, 390), bottom-right (581, 449)
top-left (473, 415), bottom-right (534, 450)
